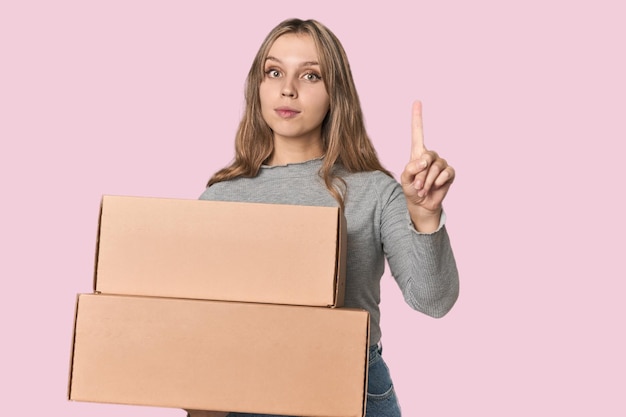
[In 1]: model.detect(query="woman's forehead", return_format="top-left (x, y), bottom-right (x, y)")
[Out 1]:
top-left (266, 33), bottom-right (319, 64)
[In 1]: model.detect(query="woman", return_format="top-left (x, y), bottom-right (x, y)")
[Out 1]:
top-left (189, 18), bottom-right (459, 417)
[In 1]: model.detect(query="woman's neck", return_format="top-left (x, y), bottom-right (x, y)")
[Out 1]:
top-left (266, 136), bottom-right (324, 166)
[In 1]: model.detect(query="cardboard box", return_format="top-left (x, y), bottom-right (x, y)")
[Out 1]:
top-left (94, 195), bottom-right (346, 307)
top-left (68, 294), bottom-right (369, 417)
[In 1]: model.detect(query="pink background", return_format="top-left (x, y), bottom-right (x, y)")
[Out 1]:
top-left (2, 1), bottom-right (625, 416)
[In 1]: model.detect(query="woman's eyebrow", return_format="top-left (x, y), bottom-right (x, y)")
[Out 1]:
top-left (265, 56), bottom-right (320, 67)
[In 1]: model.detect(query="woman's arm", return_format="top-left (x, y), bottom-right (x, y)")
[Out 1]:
top-left (385, 101), bottom-right (459, 317)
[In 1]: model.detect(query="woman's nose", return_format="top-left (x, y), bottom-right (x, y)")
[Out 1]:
top-left (281, 78), bottom-right (297, 98)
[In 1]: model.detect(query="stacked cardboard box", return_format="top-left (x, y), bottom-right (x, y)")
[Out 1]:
top-left (68, 195), bottom-right (370, 417)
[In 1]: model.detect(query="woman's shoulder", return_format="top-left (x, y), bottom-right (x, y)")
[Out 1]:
top-left (198, 178), bottom-right (243, 201)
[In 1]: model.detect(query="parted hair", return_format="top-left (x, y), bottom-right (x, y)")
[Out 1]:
top-left (207, 18), bottom-right (391, 208)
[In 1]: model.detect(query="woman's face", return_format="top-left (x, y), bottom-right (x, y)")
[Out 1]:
top-left (259, 33), bottom-right (330, 145)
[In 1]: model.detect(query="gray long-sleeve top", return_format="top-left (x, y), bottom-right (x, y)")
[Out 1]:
top-left (199, 158), bottom-right (459, 344)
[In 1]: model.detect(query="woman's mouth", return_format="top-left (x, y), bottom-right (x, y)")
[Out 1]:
top-left (275, 107), bottom-right (300, 118)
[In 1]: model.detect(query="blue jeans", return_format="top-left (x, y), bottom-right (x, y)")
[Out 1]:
top-left (224, 344), bottom-right (402, 417)
top-left (364, 343), bottom-right (402, 417)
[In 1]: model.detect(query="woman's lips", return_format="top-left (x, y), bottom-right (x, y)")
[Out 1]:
top-left (275, 107), bottom-right (300, 118)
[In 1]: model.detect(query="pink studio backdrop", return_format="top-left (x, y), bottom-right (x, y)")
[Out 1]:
top-left (2, 1), bottom-right (624, 416)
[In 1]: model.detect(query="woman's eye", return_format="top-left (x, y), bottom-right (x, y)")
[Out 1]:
top-left (265, 69), bottom-right (281, 78)
top-left (303, 72), bottom-right (322, 82)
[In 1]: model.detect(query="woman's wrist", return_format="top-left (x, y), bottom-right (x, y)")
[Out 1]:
top-left (408, 206), bottom-right (442, 233)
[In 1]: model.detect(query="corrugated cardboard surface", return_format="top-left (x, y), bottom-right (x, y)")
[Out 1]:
top-left (94, 195), bottom-right (346, 307)
top-left (69, 294), bottom-right (369, 417)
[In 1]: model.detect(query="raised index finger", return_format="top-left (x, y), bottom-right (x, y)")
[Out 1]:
top-left (411, 100), bottom-right (426, 160)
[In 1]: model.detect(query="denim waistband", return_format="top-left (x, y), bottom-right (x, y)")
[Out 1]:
top-left (369, 341), bottom-right (383, 354)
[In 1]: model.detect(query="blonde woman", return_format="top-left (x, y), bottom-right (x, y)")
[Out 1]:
top-left (191, 18), bottom-right (459, 417)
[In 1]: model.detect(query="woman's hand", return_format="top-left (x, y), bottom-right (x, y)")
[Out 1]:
top-left (400, 101), bottom-right (455, 233)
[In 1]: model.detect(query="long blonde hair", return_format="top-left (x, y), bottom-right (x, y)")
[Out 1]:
top-left (208, 18), bottom-right (391, 208)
